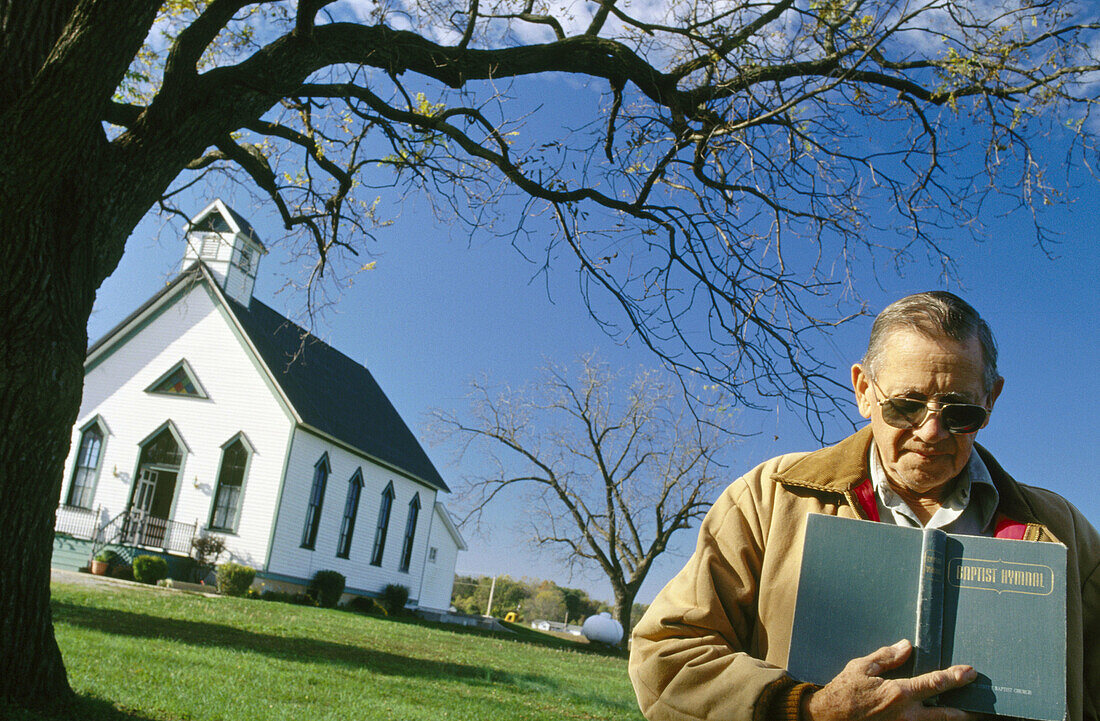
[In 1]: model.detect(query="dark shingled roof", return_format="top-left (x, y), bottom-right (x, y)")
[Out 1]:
top-left (223, 294), bottom-right (448, 492)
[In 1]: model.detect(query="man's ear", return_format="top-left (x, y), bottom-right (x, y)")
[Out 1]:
top-left (978, 376), bottom-right (1004, 430)
top-left (851, 364), bottom-right (873, 419)
top-left (988, 376), bottom-right (1004, 409)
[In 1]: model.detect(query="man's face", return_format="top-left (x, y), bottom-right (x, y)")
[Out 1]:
top-left (851, 329), bottom-right (1003, 498)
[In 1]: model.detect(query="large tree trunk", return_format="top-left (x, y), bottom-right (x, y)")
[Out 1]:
top-left (0, 2), bottom-right (269, 706)
top-left (0, 208), bottom-right (101, 708)
top-left (613, 586), bottom-right (638, 650)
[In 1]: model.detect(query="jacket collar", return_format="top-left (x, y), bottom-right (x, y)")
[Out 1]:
top-left (771, 426), bottom-right (874, 493)
top-left (771, 426), bottom-right (1044, 527)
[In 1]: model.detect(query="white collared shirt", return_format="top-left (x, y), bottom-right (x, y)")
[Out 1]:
top-left (868, 445), bottom-right (1000, 536)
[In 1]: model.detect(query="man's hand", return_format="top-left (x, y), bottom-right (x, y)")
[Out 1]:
top-left (804, 639), bottom-right (979, 721)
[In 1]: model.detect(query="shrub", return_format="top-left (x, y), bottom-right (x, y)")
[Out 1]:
top-left (308, 570), bottom-right (346, 608)
top-left (132, 555), bottom-right (168, 585)
top-left (192, 534), bottom-right (227, 560)
top-left (380, 583), bottom-right (410, 616)
top-left (346, 595), bottom-right (385, 615)
top-left (217, 562), bottom-right (256, 597)
top-left (191, 534), bottom-right (227, 582)
top-left (94, 549), bottom-right (122, 565)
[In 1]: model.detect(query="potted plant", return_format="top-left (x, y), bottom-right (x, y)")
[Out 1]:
top-left (190, 534), bottom-right (226, 584)
top-left (90, 549), bottom-right (119, 576)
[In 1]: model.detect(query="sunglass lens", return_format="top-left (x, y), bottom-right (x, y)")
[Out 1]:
top-left (881, 399), bottom-right (926, 428)
top-left (880, 398), bottom-right (988, 433)
top-left (942, 405), bottom-right (987, 433)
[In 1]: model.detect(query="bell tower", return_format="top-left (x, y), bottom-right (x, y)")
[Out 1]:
top-left (181, 199), bottom-right (267, 306)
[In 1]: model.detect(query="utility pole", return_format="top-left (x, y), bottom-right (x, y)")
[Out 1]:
top-left (485, 575), bottom-right (497, 617)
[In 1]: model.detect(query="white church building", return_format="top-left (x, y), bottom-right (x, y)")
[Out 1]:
top-left (53, 199), bottom-right (465, 611)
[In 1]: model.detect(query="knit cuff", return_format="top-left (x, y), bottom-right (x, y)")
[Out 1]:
top-left (763, 680), bottom-right (819, 721)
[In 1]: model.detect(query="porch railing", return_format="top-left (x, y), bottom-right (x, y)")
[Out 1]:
top-left (55, 505), bottom-right (198, 557)
top-left (55, 505), bottom-right (101, 539)
top-left (120, 510), bottom-right (198, 554)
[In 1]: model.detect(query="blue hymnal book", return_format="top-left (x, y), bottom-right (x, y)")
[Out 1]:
top-left (788, 514), bottom-right (1067, 721)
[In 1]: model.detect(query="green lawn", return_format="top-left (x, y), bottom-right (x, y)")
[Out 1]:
top-left (9, 578), bottom-right (643, 721)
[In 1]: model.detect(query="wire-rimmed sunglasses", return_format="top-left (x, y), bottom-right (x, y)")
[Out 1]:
top-left (868, 377), bottom-right (990, 435)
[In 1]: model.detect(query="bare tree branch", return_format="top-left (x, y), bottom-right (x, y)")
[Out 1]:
top-left (7, 0), bottom-right (1100, 703)
top-left (431, 354), bottom-right (729, 636)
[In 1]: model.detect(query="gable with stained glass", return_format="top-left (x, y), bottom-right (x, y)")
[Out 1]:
top-left (146, 360), bottom-right (208, 399)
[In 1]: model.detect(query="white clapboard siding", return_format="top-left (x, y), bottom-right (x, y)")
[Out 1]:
top-left (57, 207), bottom-right (459, 605)
top-left (417, 503), bottom-right (465, 612)
top-left (222, 265), bottom-right (253, 307)
top-left (59, 282), bottom-right (295, 569)
top-left (267, 427), bottom-right (438, 597)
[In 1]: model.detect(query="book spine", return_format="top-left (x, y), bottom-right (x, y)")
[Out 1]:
top-left (912, 527), bottom-right (946, 676)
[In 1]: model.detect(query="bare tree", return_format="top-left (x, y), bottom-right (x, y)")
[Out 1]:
top-left (2, 0), bottom-right (1099, 707)
top-left (433, 355), bottom-right (729, 641)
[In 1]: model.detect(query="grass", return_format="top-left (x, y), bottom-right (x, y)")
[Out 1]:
top-left (5, 578), bottom-right (642, 721)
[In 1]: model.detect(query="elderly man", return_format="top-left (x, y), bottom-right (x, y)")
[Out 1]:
top-left (629, 291), bottom-right (1099, 721)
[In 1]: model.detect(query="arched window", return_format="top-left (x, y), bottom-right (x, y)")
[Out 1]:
top-left (301, 454), bottom-right (330, 549)
top-left (370, 482), bottom-right (395, 566)
top-left (209, 436), bottom-right (251, 532)
top-left (138, 424), bottom-right (186, 468)
top-left (67, 423), bottom-right (105, 508)
top-left (399, 493), bottom-right (421, 572)
top-left (336, 469), bottom-right (364, 559)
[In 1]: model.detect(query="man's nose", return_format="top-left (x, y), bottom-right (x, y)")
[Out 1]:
top-left (912, 407), bottom-right (950, 442)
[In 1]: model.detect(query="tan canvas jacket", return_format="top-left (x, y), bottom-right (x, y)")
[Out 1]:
top-left (629, 426), bottom-right (1100, 721)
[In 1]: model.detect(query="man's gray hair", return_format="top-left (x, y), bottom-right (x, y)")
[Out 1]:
top-left (862, 291), bottom-right (1000, 393)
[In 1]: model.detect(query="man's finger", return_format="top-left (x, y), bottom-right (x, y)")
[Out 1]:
top-left (901, 664), bottom-right (978, 701)
top-left (850, 639), bottom-right (912, 677)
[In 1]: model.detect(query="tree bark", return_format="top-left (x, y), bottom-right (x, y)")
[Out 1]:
top-left (0, 209), bottom-right (102, 707)
top-left (0, 4), bottom-right (282, 707)
top-left (0, 116), bottom-right (176, 704)
top-left (613, 586), bottom-right (638, 649)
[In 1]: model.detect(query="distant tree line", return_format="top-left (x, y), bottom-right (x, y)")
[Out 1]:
top-left (452, 575), bottom-right (650, 629)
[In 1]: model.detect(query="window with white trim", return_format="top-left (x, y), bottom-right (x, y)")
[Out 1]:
top-left (336, 469), bottom-right (364, 559)
top-left (301, 454), bottom-right (330, 549)
top-left (66, 424), bottom-right (104, 509)
top-left (209, 438), bottom-right (250, 532)
top-left (370, 482), bottom-right (395, 566)
top-left (399, 493), bottom-right (421, 572)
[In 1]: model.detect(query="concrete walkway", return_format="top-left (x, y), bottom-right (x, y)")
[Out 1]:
top-left (50, 568), bottom-right (218, 596)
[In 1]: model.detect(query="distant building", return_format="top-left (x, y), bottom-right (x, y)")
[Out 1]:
top-left (53, 199), bottom-right (464, 610)
top-left (531, 620), bottom-right (584, 636)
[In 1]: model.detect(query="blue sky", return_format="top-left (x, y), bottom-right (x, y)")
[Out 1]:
top-left (86, 77), bottom-right (1100, 605)
top-left (87, 185), bottom-right (1099, 606)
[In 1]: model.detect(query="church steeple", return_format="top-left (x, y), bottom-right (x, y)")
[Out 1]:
top-left (181, 199), bottom-right (266, 306)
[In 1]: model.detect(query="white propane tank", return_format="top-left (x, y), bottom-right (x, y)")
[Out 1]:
top-left (581, 612), bottom-right (623, 645)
